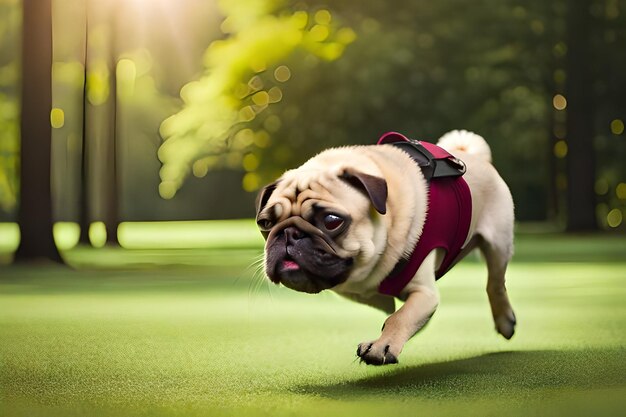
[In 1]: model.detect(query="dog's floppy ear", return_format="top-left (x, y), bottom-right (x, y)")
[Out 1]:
top-left (255, 180), bottom-right (279, 217)
top-left (340, 168), bottom-right (387, 215)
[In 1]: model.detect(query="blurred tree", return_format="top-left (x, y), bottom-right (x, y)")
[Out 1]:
top-left (78, 20), bottom-right (91, 244)
top-left (590, 0), bottom-right (626, 231)
top-left (15, 0), bottom-right (63, 263)
top-left (78, 3), bottom-right (92, 244)
top-left (158, 0), bottom-right (355, 198)
top-left (549, 0), bottom-right (626, 231)
top-left (0, 0), bottom-right (19, 218)
top-left (82, 8), bottom-right (121, 246)
top-left (103, 11), bottom-right (120, 246)
top-left (564, 0), bottom-right (597, 231)
top-left (0, 95), bottom-right (18, 214)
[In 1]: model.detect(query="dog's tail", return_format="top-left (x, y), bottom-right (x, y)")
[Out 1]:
top-left (436, 130), bottom-right (492, 163)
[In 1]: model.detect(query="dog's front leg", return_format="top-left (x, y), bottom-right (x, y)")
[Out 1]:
top-left (357, 250), bottom-right (441, 366)
top-left (357, 285), bottom-right (439, 365)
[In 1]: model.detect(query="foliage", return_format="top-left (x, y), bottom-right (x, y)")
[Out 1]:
top-left (0, 0), bottom-right (20, 213)
top-left (0, 91), bottom-right (18, 212)
top-left (157, 0), bottom-right (355, 198)
top-left (158, 0), bottom-right (557, 220)
top-left (239, 0), bottom-right (556, 220)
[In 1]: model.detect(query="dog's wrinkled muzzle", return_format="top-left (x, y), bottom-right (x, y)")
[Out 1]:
top-left (266, 216), bottom-right (344, 256)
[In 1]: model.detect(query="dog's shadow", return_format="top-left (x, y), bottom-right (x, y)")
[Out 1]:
top-left (295, 349), bottom-right (626, 398)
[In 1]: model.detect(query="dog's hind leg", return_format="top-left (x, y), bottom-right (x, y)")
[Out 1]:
top-left (479, 237), bottom-right (516, 339)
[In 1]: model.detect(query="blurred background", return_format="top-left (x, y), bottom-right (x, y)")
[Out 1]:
top-left (0, 0), bottom-right (625, 258)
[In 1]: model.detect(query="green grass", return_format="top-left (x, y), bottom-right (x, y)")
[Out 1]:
top-left (1, 227), bottom-right (625, 417)
top-left (0, 220), bottom-right (264, 252)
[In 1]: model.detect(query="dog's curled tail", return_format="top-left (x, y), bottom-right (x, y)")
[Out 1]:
top-left (436, 130), bottom-right (492, 163)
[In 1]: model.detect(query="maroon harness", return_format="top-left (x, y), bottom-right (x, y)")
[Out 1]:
top-left (376, 132), bottom-right (472, 297)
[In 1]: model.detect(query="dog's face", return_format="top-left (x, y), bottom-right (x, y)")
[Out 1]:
top-left (256, 162), bottom-right (387, 294)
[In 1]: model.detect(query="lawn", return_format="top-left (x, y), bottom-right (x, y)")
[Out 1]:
top-left (1, 221), bottom-right (625, 417)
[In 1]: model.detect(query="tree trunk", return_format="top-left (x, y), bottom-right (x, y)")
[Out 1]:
top-left (78, 92), bottom-right (91, 244)
top-left (14, 0), bottom-right (64, 263)
top-left (103, 25), bottom-right (120, 246)
top-left (78, 3), bottom-right (91, 245)
top-left (565, 0), bottom-right (597, 231)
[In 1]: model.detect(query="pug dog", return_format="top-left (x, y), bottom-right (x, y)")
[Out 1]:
top-left (255, 130), bottom-right (516, 365)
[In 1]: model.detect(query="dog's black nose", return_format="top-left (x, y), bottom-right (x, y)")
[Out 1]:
top-left (284, 226), bottom-right (305, 243)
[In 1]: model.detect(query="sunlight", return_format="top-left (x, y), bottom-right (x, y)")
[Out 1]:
top-left (113, 0), bottom-right (211, 75)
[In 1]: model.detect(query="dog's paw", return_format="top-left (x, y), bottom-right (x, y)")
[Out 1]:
top-left (356, 340), bottom-right (399, 366)
top-left (494, 310), bottom-right (516, 340)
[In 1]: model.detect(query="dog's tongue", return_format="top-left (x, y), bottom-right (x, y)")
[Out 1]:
top-left (282, 260), bottom-right (300, 271)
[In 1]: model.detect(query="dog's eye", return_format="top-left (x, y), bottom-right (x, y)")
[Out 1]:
top-left (323, 214), bottom-right (344, 231)
top-left (257, 219), bottom-right (273, 231)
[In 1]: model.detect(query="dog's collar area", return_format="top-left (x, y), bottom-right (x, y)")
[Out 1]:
top-left (376, 131), bottom-right (473, 297)
top-left (378, 131), bottom-right (466, 181)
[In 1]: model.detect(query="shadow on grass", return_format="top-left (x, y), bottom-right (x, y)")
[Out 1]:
top-left (296, 349), bottom-right (626, 399)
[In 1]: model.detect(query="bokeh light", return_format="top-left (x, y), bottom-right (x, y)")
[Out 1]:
top-left (274, 65), bottom-right (291, 82)
top-left (252, 91), bottom-right (269, 106)
top-left (50, 108), bottom-right (64, 128)
top-left (314, 10), bottom-right (332, 25)
top-left (267, 86), bottom-right (283, 103)
top-left (116, 58), bottom-right (137, 99)
top-left (595, 178), bottom-right (609, 195)
top-left (86, 62), bottom-right (110, 106)
top-left (233, 129), bottom-right (255, 149)
top-left (238, 106), bottom-right (255, 122)
top-left (610, 119), bottom-right (624, 135)
top-left (336, 27), bottom-right (357, 44)
top-left (242, 172), bottom-right (260, 192)
top-left (554, 140), bottom-right (568, 158)
top-left (291, 11), bottom-right (308, 29)
top-left (159, 181), bottom-right (176, 200)
top-left (248, 75), bottom-right (264, 92)
top-left (607, 208), bottom-right (623, 228)
top-left (242, 153), bottom-right (259, 171)
top-left (88, 222), bottom-right (107, 248)
top-left (552, 94), bottom-right (567, 110)
top-left (310, 25), bottom-right (329, 42)
top-left (263, 114), bottom-right (281, 132)
top-left (553, 69), bottom-right (566, 84)
top-left (254, 130), bottom-right (270, 148)
top-left (192, 159), bottom-right (209, 178)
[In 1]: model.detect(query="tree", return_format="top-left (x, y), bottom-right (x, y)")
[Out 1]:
top-left (103, 10), bottom-right (120, 245)
top-left (78, 2), bottom-right (91, 245)
top-left (564, 0), bottom-right (597, 231)
top-left (80, 2), bottom-right (121, 246)
top-left (14, 0), bottom-right (63, 263)
top-left (0, 1), bottom-right (20, 219)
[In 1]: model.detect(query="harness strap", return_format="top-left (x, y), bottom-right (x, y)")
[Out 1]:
top-left (378, 132), bottom-right (466, 180)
